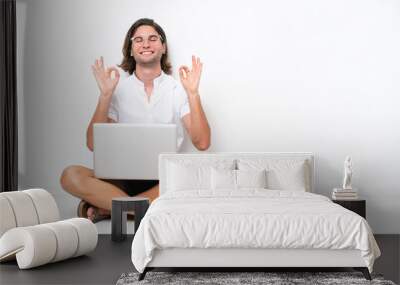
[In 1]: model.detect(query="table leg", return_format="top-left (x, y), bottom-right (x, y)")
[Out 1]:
top-left (134, 201), bottom-right (149, 233)
top-left (112, 200), bottom-right (127, 241)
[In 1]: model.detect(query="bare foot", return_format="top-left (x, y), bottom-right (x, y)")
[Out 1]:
top-left (86, 206), bottom-right (110, 222)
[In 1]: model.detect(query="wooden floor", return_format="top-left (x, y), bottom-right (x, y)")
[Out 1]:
top-left (0, 234), bottom-right (398, 285)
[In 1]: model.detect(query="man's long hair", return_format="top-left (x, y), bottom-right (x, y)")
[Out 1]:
top-left (118, 18), bottom-right (172, 75)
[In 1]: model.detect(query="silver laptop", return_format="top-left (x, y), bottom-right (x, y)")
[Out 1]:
top-left (93, 123), bottom-right (177, 180)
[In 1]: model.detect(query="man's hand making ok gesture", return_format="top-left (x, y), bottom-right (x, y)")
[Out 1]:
top-left (91, 56), bottom-right (120, 99)
top-left (179, 55), bottom-right (203, 96)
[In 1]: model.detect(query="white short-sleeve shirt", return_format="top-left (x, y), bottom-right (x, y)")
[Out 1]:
top-left (108, 71), bottom-right (190, 149)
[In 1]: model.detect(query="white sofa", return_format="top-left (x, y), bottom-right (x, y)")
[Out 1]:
top-left (0, 188), bottom-right (98, 269)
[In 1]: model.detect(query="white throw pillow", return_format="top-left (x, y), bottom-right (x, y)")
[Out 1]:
top-left (211, 169), bottom-right (267, 190)
top-left (167, 162), bottom-right (210, 191)
top-left (237, 159), bottom-right (309, 191)
top-left (211, 168), bottom-right (236, 190)
top-left (166, 159), bottom-right (236, 191)
top-left (236, 169), bottom-right (267, 189)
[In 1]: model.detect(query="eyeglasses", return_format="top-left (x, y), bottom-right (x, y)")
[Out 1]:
top-left (130, 34), bottom-right (163, 45)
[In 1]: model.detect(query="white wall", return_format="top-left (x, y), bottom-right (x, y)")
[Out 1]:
top-left (17, 0), bottom-right (400, 233)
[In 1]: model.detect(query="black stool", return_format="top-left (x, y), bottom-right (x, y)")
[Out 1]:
top-left (111, 197), bottom-right (149, 242)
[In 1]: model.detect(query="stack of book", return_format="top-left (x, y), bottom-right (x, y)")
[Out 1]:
top-left (332, 188), bottom-right (358, 200)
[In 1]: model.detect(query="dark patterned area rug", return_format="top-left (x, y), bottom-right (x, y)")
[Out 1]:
top-left (116, 271), bottom-right (396, 285)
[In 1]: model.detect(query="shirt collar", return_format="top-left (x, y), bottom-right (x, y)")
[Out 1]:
top-left (131, 70), bottom-right (166, 88)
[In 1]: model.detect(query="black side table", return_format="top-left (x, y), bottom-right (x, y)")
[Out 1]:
top-left (111, 197), bottom-right (150, 242)
top-left (332, 199), bottom-right (366, 219)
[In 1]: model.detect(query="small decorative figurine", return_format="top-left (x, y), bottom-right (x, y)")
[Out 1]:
top-left (342, 156), bottom-right (353, 190)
